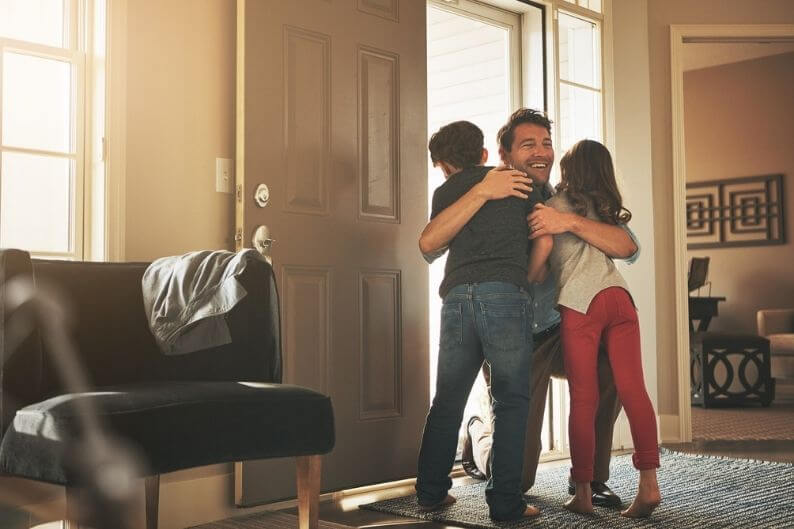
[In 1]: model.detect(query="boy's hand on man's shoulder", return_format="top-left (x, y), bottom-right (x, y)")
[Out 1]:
top-left (475, 165), bottom-right (533, 201)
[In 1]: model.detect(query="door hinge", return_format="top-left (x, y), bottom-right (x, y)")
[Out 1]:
top-left (236, 184), bottom-right (243, 202)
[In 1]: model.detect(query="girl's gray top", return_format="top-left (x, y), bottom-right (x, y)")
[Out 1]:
top-left (546, 191), bottom-right (631, 314)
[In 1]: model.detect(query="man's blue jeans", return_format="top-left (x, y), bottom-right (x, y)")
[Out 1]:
top-left (416, 282), bottom-right (534, 521)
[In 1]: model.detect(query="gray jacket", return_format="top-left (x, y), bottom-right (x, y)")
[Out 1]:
top-left (143, 249), bottom-right (270, 355)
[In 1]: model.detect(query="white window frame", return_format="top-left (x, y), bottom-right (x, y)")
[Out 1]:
top-left (485, 0), bottom-right (616, 461)
top-left (545, 0), bottom-right (627, 458)
top-left (0, 0), bottom-right (110, 261)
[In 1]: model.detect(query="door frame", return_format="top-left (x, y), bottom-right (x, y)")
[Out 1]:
top-left (669, 23), bottom-right (794, 443)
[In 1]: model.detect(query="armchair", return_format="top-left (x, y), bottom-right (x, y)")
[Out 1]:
top-left (757, 308), bottom-right (794, 381)
top-left (0, 249), bottom-right (334, 529)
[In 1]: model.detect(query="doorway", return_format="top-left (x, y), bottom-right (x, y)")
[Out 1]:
top-left (670, 25), bottom-right (794, 444)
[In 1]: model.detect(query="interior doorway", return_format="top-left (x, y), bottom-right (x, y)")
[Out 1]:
top-left (670, 25), bottom-right (794, 444)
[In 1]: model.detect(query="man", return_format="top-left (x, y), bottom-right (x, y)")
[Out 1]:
top-left (420, 108), bottom-right (639, 507)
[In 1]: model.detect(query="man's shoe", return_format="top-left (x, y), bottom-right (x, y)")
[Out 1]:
top-left (461, 416), bottom-right (487, 481)
top-left (567, 478), bottom-right (623, 508)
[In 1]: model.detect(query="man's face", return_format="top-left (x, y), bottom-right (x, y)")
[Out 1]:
top-left (499, 123), bottom-right (554, 185)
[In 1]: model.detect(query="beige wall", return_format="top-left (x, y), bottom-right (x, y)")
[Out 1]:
top-left (124, 0), bottom-right (235, 261)
top-left (120, 1), bottom-right (238, 524)
top-left (646, 0), bottom-right (794, 416)
top-left (610, 0), bottom-right (659, 436)
top-left (684, 52), bottom-right (794, 334)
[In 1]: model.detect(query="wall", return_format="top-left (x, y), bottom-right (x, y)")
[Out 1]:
top-left (684, 52), bottom-right (794, 334)
top-left (120, 1), bottom-right (238, 526)
top-left (609, 0), bottom-right (658, 440)
top-left (646, 0), bottom-right (794, 420)
top-left (124, 0), bottom-right (235, 261)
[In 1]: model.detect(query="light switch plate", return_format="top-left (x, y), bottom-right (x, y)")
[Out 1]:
top-left (216, 158), bottom-right (234, 193)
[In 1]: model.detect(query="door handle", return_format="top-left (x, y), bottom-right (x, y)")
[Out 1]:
top-left (253, 225), bottom-right (275, 263)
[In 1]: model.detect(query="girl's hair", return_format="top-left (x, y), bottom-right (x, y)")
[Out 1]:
top-left (556, 139), bottom-right (632, 225)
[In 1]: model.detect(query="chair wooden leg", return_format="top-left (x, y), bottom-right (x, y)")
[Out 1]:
top-left (145, 475), bottom-right (160, 529)
top-left (296, 455), bottom-right (322, 529)
top-left (64, 486), bottom-right (80, 529)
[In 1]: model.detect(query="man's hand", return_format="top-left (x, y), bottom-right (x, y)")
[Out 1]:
top-left (475, 165), bottom-right (533, 201)
top-left (528, 203), bottom-right (573, 238)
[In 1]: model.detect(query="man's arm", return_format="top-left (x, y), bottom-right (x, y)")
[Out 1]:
top-left (419, 166), bottom-right (533, 256)
top-left (528, 203), bottom-right (638, 259)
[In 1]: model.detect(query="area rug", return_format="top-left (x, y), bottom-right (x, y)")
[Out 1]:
top-left (189, 511), bottom-right (353, 529)
top-left (360, 449), bottom-right (794, 528)
top-left (692, 400), bottom-right (794, 441)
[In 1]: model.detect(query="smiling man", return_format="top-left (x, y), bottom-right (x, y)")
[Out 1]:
top-left (420, 108), bottom-right (640, 507)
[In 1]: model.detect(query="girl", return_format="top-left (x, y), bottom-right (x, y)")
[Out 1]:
top-left (527, 139), bottom-right (661, 518)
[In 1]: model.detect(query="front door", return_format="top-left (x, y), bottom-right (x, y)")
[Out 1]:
top-left (234, 0), bottom-right (429, 504)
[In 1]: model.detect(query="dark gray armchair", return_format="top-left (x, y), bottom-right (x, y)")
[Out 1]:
top-left (0, 249), bottom-right (334, 529)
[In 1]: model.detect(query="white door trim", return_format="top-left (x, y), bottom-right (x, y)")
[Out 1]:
top-left (669, 23), bottom-right (794, 443)
top-left (105, 0), bottom-right (128, 261)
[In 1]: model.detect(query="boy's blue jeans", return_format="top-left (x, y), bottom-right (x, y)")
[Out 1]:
top-left (416, 282), bottom-right (534, 521)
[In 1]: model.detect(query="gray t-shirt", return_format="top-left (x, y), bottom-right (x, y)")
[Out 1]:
top-left (546, 191), bottom-right (631, 314)
top-left (430, 165), bottom-right (543, 298)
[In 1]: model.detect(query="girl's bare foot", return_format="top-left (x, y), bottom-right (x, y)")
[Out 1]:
top-left (523, 504), bottom-right (540, 517)
top-left (419, 494), bottom-right (456, 511)
top-left (621, 469), bottom-right (661, 518)
top-left (564, 482), bottom-right (594, 514)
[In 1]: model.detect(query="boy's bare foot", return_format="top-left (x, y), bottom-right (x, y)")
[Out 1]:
top-left (564, 482), bottom-right (594, 514)
top-left (523, 504), bottom-right (540, 517)
top-left (419, 494), bottom-right (456, 511)
top-left (621, 469), bottom-right (661, 518)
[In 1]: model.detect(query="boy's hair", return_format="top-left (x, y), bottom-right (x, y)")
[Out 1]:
top-left (556, 139), bottom-right (632, 225)
top-left (428, 121), bottom-right (484, 169)
top-left (497, 108), bottom-right (553, 152)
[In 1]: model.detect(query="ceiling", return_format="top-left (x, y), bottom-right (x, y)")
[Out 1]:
top-left (682, 42), bottom-right (794, 72)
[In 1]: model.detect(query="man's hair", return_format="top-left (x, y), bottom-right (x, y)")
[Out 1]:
top-left (428, 121), bottom-right (484, 169)
top-left (497, 108), bottom-right (553, 153)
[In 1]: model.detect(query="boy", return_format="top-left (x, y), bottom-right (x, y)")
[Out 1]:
top-left (415, 121), bottom-right (543, 521)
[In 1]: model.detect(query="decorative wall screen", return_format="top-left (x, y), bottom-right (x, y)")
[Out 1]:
top-left (686, 174), bottom-right (785, 249)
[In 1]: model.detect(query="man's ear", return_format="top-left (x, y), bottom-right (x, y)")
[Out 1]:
top-left (480, 148), bottom-right (488, 164)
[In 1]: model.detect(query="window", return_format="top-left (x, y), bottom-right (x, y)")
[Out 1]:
top-left (556, 9), bottom-right (602, 154)
top-left (0, 0), bottom-right (104, 259)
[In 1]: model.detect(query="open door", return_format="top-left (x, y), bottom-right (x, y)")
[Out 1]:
top-left (234, 0), bottom-right (429, 505)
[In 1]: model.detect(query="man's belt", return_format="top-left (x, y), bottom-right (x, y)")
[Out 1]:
top-left (533, 322), bottom-right (560, 345)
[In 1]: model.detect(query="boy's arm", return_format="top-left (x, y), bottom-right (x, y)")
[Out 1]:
top-left (527, 234), bottom-right (553, 283)
top-left (419, 166), bottom-right (533, 257)
top-left (528, 203), bottom-right (638, 260)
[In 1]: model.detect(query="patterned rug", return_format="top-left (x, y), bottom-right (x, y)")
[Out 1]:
top-left (692, 400), bottom-right (794, 441)
top-left (189, 511), bottom-right (353, 529)
top-left (360, 449), bottom-right (794, 528)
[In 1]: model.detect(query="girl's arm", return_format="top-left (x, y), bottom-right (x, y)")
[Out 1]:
top-left (527, 234), bottom-right (553, 283)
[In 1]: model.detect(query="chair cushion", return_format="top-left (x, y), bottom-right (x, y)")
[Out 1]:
top-left (0, 382), bottom-right (334, 485)
top-left (769, 334), bottom-right (794, 356)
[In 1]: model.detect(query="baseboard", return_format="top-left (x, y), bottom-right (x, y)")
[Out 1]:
top-left (659, 413), bottom-right (681, 443)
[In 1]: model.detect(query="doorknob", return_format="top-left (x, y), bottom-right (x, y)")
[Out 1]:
top-left (252, 225), bottom-right (275, 263)
top-left (254, 184), bottom-right (270, 207)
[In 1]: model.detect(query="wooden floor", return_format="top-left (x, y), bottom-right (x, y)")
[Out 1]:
top-left (285, 384), bottom-right (794, 528)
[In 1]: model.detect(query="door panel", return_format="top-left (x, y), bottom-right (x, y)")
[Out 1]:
top-left (235, 0), bottom-right (428, 505)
